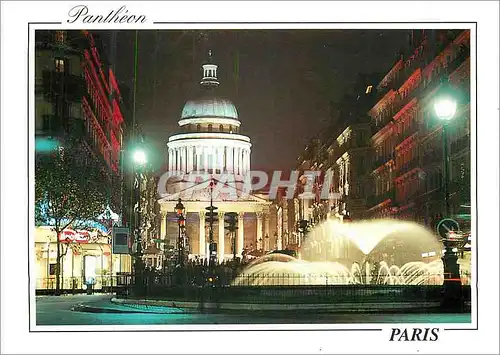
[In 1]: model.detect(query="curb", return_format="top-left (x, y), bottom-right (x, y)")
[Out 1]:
top-left (71, 302), bottom-right (185, 314)
top-left (111, 298), bottom-right (442, 312)
top-left (71, 304), bottom-right (144, 314)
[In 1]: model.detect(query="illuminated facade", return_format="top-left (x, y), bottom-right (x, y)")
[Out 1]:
top-left (159, 54), bottom-right (271, 261)
top-left (366, 29), bottom-right (470, 226)
top-left (35, 30), bottom-right (125, 210)
top-left (34, 31), bottom-right (130, 289)
top-left (34, 227), bottom-right (131, 290)
top-left (289, 75), bottom-right (379, 234)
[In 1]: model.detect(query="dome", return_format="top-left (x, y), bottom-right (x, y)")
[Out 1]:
top-left (181, 97), bottom-right (238, 120)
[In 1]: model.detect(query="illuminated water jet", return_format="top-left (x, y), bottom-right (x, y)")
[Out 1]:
top-left (233, 219), bottom-right (471, 286)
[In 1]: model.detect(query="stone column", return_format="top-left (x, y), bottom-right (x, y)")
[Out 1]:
top-left (179, 147), bottom-right (184, 172)
top-left (256, 212), bottom-right (263, 250)
top-left (234, 148), bottom-right (240, 175)
top-left (168, 149), bottom-right (172, 171)
top-left (196, 147), bottom-right (201, 172)
top-left (264, 209), bottom-right (270, 251)
top-left (276, 233), bottom-right (282, 251)
top-left (246, 149), bottom-right (250, 173)
top-left (237, 212), bottom-right (244, 258)
top-left (186, 147), bottom-right (192, 173)
top-left (203, 148), bottom-right (208, 172)
top-left (218, 212), bottom-right (225, 262)
top-left (240, 149), bottom-right (245, 175)
top-left (184, 147), bottom-right (188, 172)
top-left (240, 149), bottom-right (244, 175)
top-left (240, 147), bottom-right (245, 175)
top-left (199, 211), bottom-right (206, 258)
top-left (242, 149), bottom-right (246, 174)
top-left (218, 147), bottom-right (224, 173)
top-left (228, 147), bottom-right (233, 173)
top-left (173, 148), bottom-right (177, 171)
top-left (160, 211), bottom-right (167, 240)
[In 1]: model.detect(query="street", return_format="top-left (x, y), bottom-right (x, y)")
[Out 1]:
top-left (35, 294), bottom-right (472, 326)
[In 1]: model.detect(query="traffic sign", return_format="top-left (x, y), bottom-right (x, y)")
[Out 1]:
top-left (436, 218), bottom-right (460, 238)
top-left (112, 227), bottom-right (130, 254)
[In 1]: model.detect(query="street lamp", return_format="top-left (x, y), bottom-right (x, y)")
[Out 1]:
top-left (434, 81), bottom-right (462, 311)
top-left (224, 212), bottom-right (238, 262)
top-left (175, 198), bottom-right (186, 268)
top-left (132, 147), bottom-right (147, 288)
top-left (133, 149), bottom-right (147, 166)
top-left (433, 81), bottom-right (458, 217)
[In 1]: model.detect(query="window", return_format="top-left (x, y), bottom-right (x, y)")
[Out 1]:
top-left (196, 124), bottom-right (201, 132)
top-left (229, 125), bottom-right (233, 133)
top-left (49, 264), bottom-right (57, 275)
top-left (55, 31), bottom-right (65, 44)
top-left (55, 58), bottom-right (65, 73)
top-left (219, 124), bottom-right (224, 132)
top-left (208, 124), bottom-right (212, 132)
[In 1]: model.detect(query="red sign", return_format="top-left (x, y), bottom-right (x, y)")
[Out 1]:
top-left (59, 229), bottom-right (90, 243)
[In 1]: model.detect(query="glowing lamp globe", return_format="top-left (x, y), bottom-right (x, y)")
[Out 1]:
top-left (434, 96), bottom-right (457, 121)
top-left (175, 198), bottom-right (185, 216)
top-left (133, 149), bottom-right (147, 166)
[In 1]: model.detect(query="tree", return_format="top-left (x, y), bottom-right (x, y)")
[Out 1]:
top-left (35, 140), bottom-right (108, 294)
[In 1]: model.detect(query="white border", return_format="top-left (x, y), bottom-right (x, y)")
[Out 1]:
top-left (1, 1), bottom-right (498, 354)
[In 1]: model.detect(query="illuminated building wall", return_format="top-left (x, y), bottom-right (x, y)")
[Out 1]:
top-left (366, 29), bottom-right (470, 226)
top-left (35, 30), bottom-right (126, 211)
top-left (34, 227), bottom-right (132, 290)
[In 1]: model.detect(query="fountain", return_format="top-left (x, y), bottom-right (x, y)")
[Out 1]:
top-left (233, 219), bottom-right (471, 286)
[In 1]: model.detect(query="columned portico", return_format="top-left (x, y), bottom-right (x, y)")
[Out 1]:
top-left (159, 198), bottom-right (271, 261)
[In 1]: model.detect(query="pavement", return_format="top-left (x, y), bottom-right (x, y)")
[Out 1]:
top-left (35, 294), bottom-right (472, 326)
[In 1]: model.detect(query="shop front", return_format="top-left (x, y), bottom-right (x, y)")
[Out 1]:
top-left (34, 226), bottom-right (132, 292)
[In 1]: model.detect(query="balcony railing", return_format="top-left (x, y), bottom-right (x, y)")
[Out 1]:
top-left (451, 134), bottom-right (470, 155)
top-left (422, 150), bottom-right (443, 167)
top-left (372, 152), bottom-right (395, 171)
top-left (394, 122), bottom-right (419, 147)
top-left (395, 158), bottom-right (419, 177)
top-left (367, 189), bottom-right (395, 208)
top-left (40, 114), bottom-right (84, 136)
top-left (39, 70), bottom-right (85, 102)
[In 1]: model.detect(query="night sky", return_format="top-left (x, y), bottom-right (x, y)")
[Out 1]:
top-left (97, 30), bottom-right (410, 172)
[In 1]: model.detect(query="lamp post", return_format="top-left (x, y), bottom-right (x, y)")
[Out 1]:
top-left (45, 238), bottom-right (50, 289)
top-left (434, 80), bottom-right (462, 310)
top-left (132, 148), bottom-right (147, 288)
top-left (175, 198), bottom-right (186, 268)
top-left (224, 212), bottom-right (238, 262)
top-left (205, 179), bottom-right (218, 268)
top-left (434, 80), bottom-right (457, 217)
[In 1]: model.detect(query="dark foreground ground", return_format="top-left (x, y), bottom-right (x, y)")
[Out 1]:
top-left (35, 294), bottom-right (472, 326)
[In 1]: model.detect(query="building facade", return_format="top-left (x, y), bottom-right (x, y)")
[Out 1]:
top-left (34, 30), bottom-right (131, 289)
top-left (287, 30), bottom-right (470, 236)
top-left (366, 29), bottom-right (470, 229)
top-left (158, 54), bottom-right (272, 262)
top-left (35, 30), bottom-right (125, 210)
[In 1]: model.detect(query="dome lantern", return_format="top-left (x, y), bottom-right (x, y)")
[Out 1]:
top-left (200, 49), bottom-right (220, 88)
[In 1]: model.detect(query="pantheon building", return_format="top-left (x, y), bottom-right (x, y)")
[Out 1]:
top-left (158, 55), bottom-right (277, 262)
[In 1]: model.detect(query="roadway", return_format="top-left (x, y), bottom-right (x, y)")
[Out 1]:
top-left (35, 294), bottom-right (472, 326)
